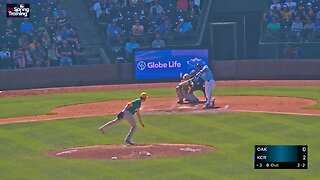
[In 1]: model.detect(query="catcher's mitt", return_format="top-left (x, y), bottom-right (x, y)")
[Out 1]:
top-left (117, 111), bottom-right (124, 119)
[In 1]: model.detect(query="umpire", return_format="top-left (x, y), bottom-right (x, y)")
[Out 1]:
top-left (190, 70), bottom-right (206, 100)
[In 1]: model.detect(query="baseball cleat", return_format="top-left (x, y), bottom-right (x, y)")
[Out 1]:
top-left (177, 100), bottom-right (183, 104)
top-left (203, 104), bottom-right (211, 109)
top-left (98, 128), bottom-right (104, 134)
top-left (125, 140), bottom-right (135, 145)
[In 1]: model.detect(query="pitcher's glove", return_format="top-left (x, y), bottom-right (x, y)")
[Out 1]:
top-left (117, 111), bottom-right (124, 119)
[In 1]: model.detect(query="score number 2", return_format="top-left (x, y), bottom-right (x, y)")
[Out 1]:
top-left (297, 163), bottom-right (306, 168)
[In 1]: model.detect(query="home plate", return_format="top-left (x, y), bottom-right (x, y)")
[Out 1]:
top-left (178, 106), bottom-right (191, 109)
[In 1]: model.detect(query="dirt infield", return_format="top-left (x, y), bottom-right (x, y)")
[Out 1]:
top-left (0, 80), bottom-right (320, 125)
top-left (47, 144), bottom-right (215, 160)
top-left (0, 96), bottom-right (319, 125)
top-left (1, 80), bottom-right (320, 98)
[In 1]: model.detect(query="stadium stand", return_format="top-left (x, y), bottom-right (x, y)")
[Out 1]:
top-left (262, 0), bottom-right (320, 42)
top-left (0, 0), bottom-right (87, 70)
top-left (89, 0), bottom-right (204, 63)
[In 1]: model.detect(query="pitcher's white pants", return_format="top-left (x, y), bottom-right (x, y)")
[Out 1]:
top-left (99, 111), bottom-right (137, 142)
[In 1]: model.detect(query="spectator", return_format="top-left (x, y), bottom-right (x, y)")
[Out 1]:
top-left (294, 5), bottom-right (306, 22)
top-left (158, 18), bottom-right (172, 34)
top-left (316, 10), bottom-right (320, 20)
top-left (303, 19), bottom-right (313, 40)
top-left (67, 30), bottom-right (80, 47)
top-left (98, 8), bottom-right (111, 26)
top-left (312, 19), bottom-right (320, 39)
top-left (151, 33), bottom-right (166, 48)
top-left (53, 4), bottom-right (67, 19)
top-left (281, 5), bottom-right (292, 21)
top-left (107, 22), bottom-right (123, 37)
top-left (18, 35), bottom-right (30, 50)
top-left (176, 18), bottom-right (192, 34)
top-left (41, 31), bottom-right (52, 49)
top-left (291, 17), bottom-right (303, 40)
top-left (270, 0), bottom-right (281, 11)
top-left (125, 37), bottom-right (140, 59)
top-left (267, 17), bottom-right (281, 31)
top-left (188, 0), bottom-right (200, 16)
top-left (194, 0), bottom-right (200, 7)
top-left (0, 46), bottom-right (11, 69)
top-left (284, 0), bottom-right (297, 14)
top-left (56, 12), bottom-right (67, 27)
top-left (59, 25), bottom-right (72, 39)
top-left (52, 29), bottom-right (63, 44)
top-left (24, 49), bottom-right (33, 67)
top-left (73, 42), bottom-right (86, 65)
top-left (4, 20), bottom-right (16, 39)
top-left (34, 42), bottom-right (50, 67)
top-left (176, 0), bottom-right (188, 11)
top-left (264, 10), bottom-right (275, 24)
top-left (149, 0), bottom-right (163, 15)
top-left (59, 40), bottom-right (73, 66)
top-left (12, 47), bottom-right (26, 68)
top-left (131, 19), bottom-right (144, 35)
top-left (20, 19), bottom-right (34, 34)
top-left (93, 0), bottom-right (103, 18)
top-left (48, 43), bottom-right (60, 66)
top-left (266, 17), bottom-right (281, 40)
top-left (45, 14), bottom-right (56, 32)
top-left (305, 3), bottom-right (315, 21)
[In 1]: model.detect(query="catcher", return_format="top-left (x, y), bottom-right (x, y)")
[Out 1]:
top-left (190, 70), bottom-right (206, 100)
top-left (176, 74), bottom-right (199, 104)
top-left (98, 92), bottom-right (147, 145)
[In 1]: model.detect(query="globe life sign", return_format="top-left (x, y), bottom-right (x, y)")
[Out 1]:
top-left (147, 61), bottom-right (181, 69)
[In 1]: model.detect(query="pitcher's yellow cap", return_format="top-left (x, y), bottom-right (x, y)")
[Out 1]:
top-left (140, 92), bottom-right (148, 99)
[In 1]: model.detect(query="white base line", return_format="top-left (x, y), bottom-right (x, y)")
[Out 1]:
top-left (232, 110), bottom-right (320, 117)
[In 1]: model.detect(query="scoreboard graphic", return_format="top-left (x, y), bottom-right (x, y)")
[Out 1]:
top-left (254, 145), bottom-right (308, 169)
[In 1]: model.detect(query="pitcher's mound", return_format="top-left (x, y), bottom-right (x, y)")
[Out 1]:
top-left (48, 144), bottom-right (215, 160)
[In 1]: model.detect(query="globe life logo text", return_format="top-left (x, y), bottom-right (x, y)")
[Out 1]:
top-left (147, 61), bottom-right (181, 69)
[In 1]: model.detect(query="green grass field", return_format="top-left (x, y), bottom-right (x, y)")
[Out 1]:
top-left (0, 86), bottom-right (319, 179)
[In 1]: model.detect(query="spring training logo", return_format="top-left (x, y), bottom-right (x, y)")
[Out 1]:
top-left (7, 4), bottom-right (30, 18)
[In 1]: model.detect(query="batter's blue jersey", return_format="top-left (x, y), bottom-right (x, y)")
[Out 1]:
top-left (200, 65), bottom-right (214, 81)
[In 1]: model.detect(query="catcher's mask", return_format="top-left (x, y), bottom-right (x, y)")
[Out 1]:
top-left (183, 73), bottom-right (190, 80)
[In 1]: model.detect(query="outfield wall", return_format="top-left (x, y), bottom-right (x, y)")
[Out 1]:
top-left (0, 60), bottom-right (319, 90)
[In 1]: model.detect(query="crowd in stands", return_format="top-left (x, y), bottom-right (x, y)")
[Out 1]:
top-left (264, 0), bottom-right (320, 42)
top-left (89, 0), bottom-right (202, 62)
top-left (0, 0), bottom-right (86, 70)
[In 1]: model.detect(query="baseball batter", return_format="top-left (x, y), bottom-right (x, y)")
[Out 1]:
top-left (176, 74), bottom-right (199, 104)
top-left (98, 92), bottom-right (147, 145)
top-left (196, 64), bottom-right (215, 108)
top-left (190, 70), bottom-right (206, 99)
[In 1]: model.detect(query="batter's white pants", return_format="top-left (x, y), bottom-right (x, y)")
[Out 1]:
top-left (205, 79), bottom-right (215, 105)
top-left (99, 111), bottom-right (137, 142)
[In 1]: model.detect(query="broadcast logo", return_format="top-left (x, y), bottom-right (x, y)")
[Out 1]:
top-left (7, 4), bottom-right (30, 18)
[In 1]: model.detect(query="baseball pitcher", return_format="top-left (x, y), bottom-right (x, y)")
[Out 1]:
top-left (196, 64), bottom-right (215, 109)
top-left (98, 92), bottom-right (147, 145)
top-left (176, 74), bottom-right (199, 104)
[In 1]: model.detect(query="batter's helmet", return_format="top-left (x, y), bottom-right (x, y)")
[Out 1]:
top-left (190, 70), bottom-right (196, 77)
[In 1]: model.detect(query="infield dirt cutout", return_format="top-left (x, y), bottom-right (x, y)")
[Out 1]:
top-left (48, 144), bottom-right (215, 160)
